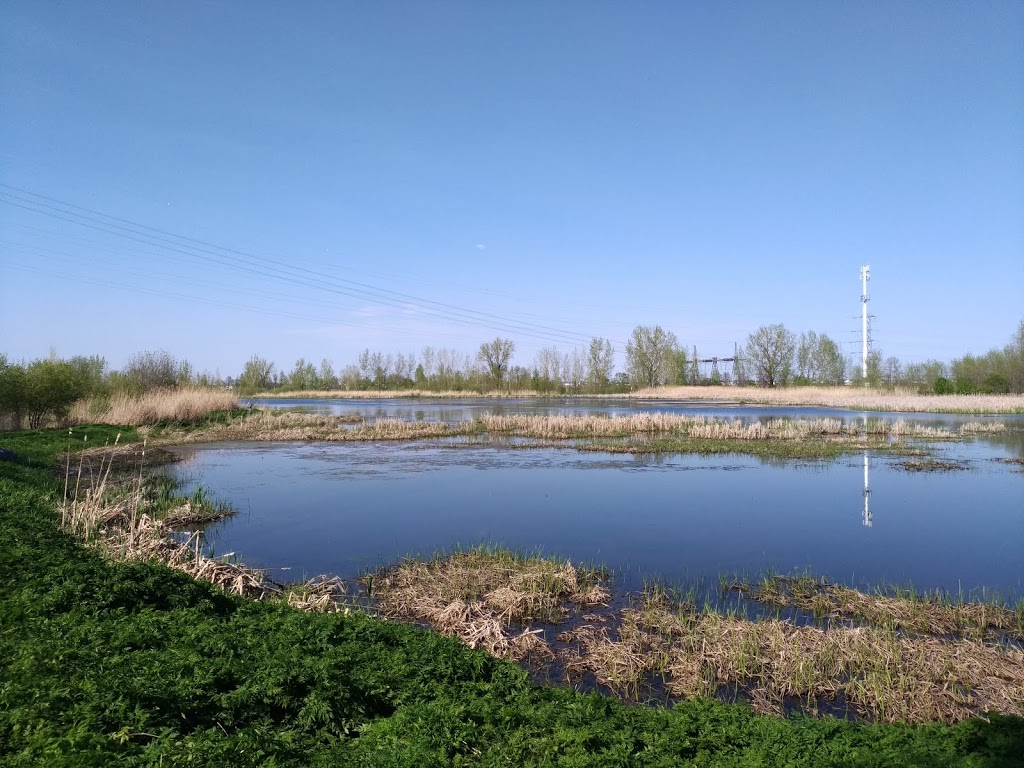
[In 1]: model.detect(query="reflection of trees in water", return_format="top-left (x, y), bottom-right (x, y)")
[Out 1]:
top-left (976, 432), bottom-right (1024, 460)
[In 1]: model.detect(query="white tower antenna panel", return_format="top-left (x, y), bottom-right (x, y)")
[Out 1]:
top-left (860, 266), bottom-right (871, 381)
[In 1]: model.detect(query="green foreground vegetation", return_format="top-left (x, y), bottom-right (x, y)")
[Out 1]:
top-left (2, 427), bottom-right (1023, 766)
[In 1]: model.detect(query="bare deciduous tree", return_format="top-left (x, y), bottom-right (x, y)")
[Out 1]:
top-left (478, 338), bottom-right (515, 387)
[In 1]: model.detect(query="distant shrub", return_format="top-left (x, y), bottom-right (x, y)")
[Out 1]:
top-left (933, 377), bottom-right (954, 395)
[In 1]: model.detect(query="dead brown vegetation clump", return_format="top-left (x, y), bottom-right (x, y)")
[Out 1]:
top-left (479, 414), bottom-right (960, 442)
top-left (732, 575), bottom-right (1023, 640)
top-left (559, 598), bottom-right (1024, 723)
top-left (158, 411), bottom-right (477, 444)
top-left (58, 446), bottom-right (352, 610)
top-left (369, 550), bottom-right (609, 661)
top-left (70, 388), bottom-right (239, 426)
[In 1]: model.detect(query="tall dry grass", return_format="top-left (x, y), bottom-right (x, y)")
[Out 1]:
top-left (371, 550), bottom-right (609, 662)
top-left (253, 388), bottom-right (540, 399)
top-left (248, 386), bottom-right (1024, 413)
top-left (59, 443), bottom-right (351, 612)
top-left (160, 410), bottom-right (479, 444)
top-left (479, 414), bottom-right (961, 441)
top-left (71, 388), bottom-right (238, 426)
top-left (560, 602), bottom-right (1024, 723)
top-left (625, 386), bottom-right (1024, 414)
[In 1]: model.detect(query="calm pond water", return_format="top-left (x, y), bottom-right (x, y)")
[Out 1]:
top-left (170, 419), bottom-right (1023, 599)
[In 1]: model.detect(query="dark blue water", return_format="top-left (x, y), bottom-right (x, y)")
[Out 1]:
top-left (170, 434), bottom-right (1023, 599)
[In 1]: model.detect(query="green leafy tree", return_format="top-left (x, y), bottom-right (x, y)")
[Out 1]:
top-left (23, 359), bottom-right (87, 428)
top-left (286, 358), bottom-right (319, 391)
top-left (0, 356), bottom-right (28, 429)
top-left (622, 325), bottom-right (679, 387)
top-left (586, 338), bottom-right (615, 392)
top-left (625, 325), bottom-right (679, 388)
top-left (744, 324), bottom-right (796, 387)
top-left (318, 359), bottom-right (338, 390)
top-left (237, 356), bottom-right (276, 395)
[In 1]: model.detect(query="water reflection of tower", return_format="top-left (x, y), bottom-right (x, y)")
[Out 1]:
top-left (862, 451), bottom-right (873, 528)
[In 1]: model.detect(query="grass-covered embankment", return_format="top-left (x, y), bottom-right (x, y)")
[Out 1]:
top-left (2, 427), bottom-right (1024, 766)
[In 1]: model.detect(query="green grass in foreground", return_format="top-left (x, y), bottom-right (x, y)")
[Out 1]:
top-left (1, 428), bottom-right (1023, 766)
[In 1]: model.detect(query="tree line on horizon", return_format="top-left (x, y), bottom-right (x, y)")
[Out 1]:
top-left (2, 320), bottom-right (1022, 429)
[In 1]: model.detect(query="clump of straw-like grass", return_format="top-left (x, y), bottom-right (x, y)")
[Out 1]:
top-left (286, 575), bottom-right (350, 613)
top-left (369, 549), bottom-right (608, 661)
top-left (160, 410), bottom-right (479, 444)
top-left (732, 575), bottom-right (1022, 640)
top-left (71, 388), bottom-right (238, 426)
top-left (253, 388), bottom-right (542, 399)
top-left (960, 421), bottom-right (1009, 434)
top-left (58, 442), bottom-right (359, 612)
top-left (250, 385), bottom-right (1024, 414)
top-left (559, 596), bottom-right (1024, 723)
top-left (623, 386), bottom-right (1024, 415)
top-left (479, 414), bottom-right (957, 441)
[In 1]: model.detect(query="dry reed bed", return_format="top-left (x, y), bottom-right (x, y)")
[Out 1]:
top-left (369, 551), bottom-right (609, 662)
top-left (479, 414), bottom-right (962, 441)
top-left (626, 386), bottom-right (1024, 414)
top-left (250, 386), bottom-right (1024, 414)
top-left (59, 448), bottom-right (349, 612)
top-left (158, 411), bottom-right (477, 444)
top-left (733, 576), bottom-right (1023, 640)
top-left (71, 388), bottom-right (239, 426)
top-left (256, 388), bottom-right (541, 399)
top-left (559, 602), bottom-right (1024, 723)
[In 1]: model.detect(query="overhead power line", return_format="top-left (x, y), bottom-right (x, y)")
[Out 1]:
top-left (0, 184), bottom-right (624, 348)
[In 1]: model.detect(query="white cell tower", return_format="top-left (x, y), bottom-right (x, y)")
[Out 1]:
top-left (860, 265), bottom-right (871, 380)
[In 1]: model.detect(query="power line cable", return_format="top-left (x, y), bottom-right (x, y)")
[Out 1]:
top-left (1, 185), bottom-right (620, 347)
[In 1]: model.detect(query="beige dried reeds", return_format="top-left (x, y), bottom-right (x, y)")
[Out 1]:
top-left (58, 444), bottom-right (364, 614)
top-left (560, 601), bottom-right (1024, 723)
top-left (960, 421), bottom-right (1009, 434)
top-left (159, 410), bottom-right (479, 444)
top-left (734, 576), bottom-right (1022, 640)
top-left (370, 550), bottom-right (608, 662)
top-left (623, 385), bottom-right (1024, 415)
top-left (70, 388), bottom-right (238, 426)
top-left (247, 385), bottom-right (1024, 414)
top-left (479, 414), bottom-right (956, 442)
top-left (255, 388), bottom-right (541, 399)
top-left (286, 575), bottom-right (349, 613)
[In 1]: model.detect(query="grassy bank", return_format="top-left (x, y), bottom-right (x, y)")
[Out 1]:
top-left (252, 386), bottom-right (1024, 414)
top-left (3, 427), bottom-right (1024, 765)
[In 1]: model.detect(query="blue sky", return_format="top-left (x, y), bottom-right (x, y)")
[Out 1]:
top-left (2, 1), bottom-right (1022, 377)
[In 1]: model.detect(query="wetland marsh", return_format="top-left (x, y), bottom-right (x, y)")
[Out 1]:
top-left (167, 399), bottom-right (1023, 600)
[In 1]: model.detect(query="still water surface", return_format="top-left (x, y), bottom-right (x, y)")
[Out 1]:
top-left (170, 424), bottom-right (1023, 598)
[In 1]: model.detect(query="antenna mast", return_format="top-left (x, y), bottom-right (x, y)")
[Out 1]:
top-left (860, 265), bottom-right (871, 380)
